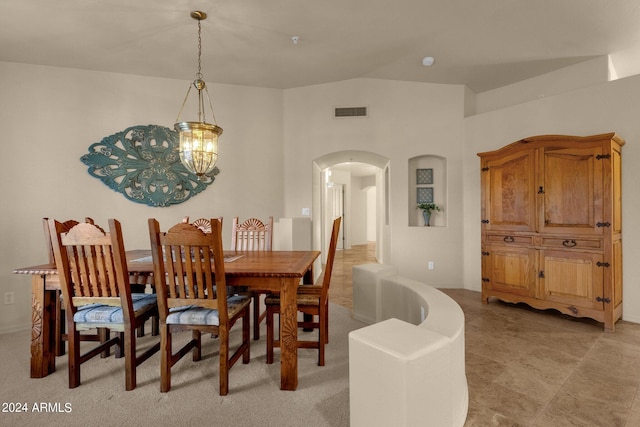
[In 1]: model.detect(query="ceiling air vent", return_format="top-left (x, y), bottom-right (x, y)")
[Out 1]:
top-left (334, 106), bottom-right (367, 118)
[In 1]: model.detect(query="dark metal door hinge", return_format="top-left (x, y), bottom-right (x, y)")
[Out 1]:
top-left (481, 167), bottom-right (489, 172)
top-left (482, 251), bottom-right (490, 256)
top-left (596, 261), bottom-right (610, 268)
top-left (596, 222), bottom-right (611, 228)
top-left (596, 154), bottom-right (611, 160)
top-left (596, 296), bottom-right (611, 303)
top-left (481, 219), bottom-right (489, 224)
top-left (481, 277), bottom-right (490, 282)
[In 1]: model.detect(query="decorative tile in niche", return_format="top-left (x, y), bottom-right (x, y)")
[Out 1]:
top-left (417, 168), bottom-right (433, 184)
top-left (417, 187), bottom-right (433, 203)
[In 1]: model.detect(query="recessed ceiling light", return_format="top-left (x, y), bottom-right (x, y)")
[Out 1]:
top-left (422, 56), bottom-right (435, 66)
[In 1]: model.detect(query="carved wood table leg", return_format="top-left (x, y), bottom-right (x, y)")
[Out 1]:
top-left (31, 275), bottom-right (56, 378)
top-left (279, 277), bottom-right (298, 391)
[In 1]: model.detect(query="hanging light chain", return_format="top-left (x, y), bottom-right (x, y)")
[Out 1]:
top-left (196, 17), bottom-right (203, 80)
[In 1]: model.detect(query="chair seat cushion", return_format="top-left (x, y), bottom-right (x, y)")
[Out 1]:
top-left (265, 292), bottom-right (321, 307)
top-left (73, 293), bottom-right (157, 324)
top-left (166, 295), bottom-right (250, 326)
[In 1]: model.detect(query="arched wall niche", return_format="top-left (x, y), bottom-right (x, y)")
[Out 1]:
top-left (409, 155), bottom-right (447, 227)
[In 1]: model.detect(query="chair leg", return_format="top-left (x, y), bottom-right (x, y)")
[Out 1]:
top-left (55, 291), bottom-right (66, 356)
top-left (266, 305), bottom-right (275, 364)
top-left (318, 309), bottom-right (326, 366)
top-left (113, 332), bottom-right (125, 358)
top-left (152, 315), bottom-right (159, 336)
top-left (253, 292), bottom-right (260, 340)
top-left (160, 325), bottom-right (171, 393)
top-left (123, 326), bottom-right (137, 391)
top-left (99, 328), bottom-right (112, 358)
top-left (68, 328), bottom-right (81, 389)
top-left (192, 330), bottom-right (202, 361)
top-left (243, 308), bottom-right (251, 364)
top-left (219, 328), bottom-right (229, 396)
top-left (325, 302), bottom-right (329, 344)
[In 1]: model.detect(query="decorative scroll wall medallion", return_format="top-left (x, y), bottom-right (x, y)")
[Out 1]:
top-left (81, 125), bottom-right (219, 207)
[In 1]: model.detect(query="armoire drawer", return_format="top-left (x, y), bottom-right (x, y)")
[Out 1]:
top-left (541, 237), bottom-right (602, 250)
top-left (486, 234), bottom-right (533, 245)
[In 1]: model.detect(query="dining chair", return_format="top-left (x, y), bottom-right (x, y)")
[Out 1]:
top-left (181, 216), bottom-right (223, 233)
top-left (231, 216), bottom-right (273, 340)
top-left (48, 218), bottom-right (160, 390)
top-left (43, 217), bottom-right (105, 357)
top-left (148, 218), bottom-right (251, 395)
top-left (45, 217), bottom-right (158, 356)
top-left (265, 216), bottom-right (341, 366)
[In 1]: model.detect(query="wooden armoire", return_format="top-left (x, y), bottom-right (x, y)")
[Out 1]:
top-left (478, 133), bottom-right (624, 331)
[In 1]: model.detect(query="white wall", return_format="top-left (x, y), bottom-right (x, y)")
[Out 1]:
top-left (283, 78), bottom-right (467, 288)
top-left (350, 175), bottom-right (368, 246)
top-left (366, 187), bottom-right (377, 241)
top-left (463, 74), bottom-right (640, 324)
top-left (1, 61), bottom-right (284, 333)
top-left (5, 59), bottom-right (640, 331)
top-left (474, 56), bottom-right (610, 114)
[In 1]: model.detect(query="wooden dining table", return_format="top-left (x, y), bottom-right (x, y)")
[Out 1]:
top-left (13, 249), bottom-right (320, 391)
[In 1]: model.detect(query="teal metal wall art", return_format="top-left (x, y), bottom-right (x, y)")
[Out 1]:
top-left (81, 124), bottom-right (219, 207)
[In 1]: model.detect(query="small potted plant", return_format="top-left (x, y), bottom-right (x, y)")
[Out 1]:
top-left (417, 203), bottom-right (441, 226)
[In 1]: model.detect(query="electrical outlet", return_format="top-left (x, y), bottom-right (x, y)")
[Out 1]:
top-left (428, 261), bottom-right (434, 270)
top-left (4, 292), bottom-right (15, 305)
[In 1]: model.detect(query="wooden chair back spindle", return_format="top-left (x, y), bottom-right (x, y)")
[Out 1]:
top-left (231, 217), bottom-right (273, 251)
top-left (152, 220), bottom-right (226, 314)
top-left (230, 216), bottom-right (273, 340)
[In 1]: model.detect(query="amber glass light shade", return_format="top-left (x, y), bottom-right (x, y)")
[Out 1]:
top-left (175, 121), bottom-right (222, 179)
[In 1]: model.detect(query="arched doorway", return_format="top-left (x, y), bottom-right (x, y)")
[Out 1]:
top-left (312, 151), bottom-right (390, 264)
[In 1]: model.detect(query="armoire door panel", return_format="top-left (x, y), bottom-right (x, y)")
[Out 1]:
top-left (486, 245), bottom-right (536, 297)
top-left (539, 250), bottom-right (603, 310)
top-left (483, 149), bottom-right (536, 232)
top-left (540, 145), bottom-right (603, 235)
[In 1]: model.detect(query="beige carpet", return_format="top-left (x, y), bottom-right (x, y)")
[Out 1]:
top-left (0, 303), bottom-right (365, 427)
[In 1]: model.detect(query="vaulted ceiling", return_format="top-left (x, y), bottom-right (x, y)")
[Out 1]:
top-left (2, 0), bottom-right (640, 93)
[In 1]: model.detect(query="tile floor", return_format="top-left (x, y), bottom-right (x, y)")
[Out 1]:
top-left (329, 243), bottom-right (640, 427)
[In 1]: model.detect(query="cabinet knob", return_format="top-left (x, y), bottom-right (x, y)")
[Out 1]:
top-left (503, 236), bottom-right (515, 243)
top-left (562, 239), bottom-right (577, 247)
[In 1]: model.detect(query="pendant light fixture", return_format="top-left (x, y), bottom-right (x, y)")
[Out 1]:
top-left (175, 11), bottom-right (222, 180)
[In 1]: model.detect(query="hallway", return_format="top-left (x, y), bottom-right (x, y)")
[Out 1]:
top-left (328, 242), bottom-right (377, 310)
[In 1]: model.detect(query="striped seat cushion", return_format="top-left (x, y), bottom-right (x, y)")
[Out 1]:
top-left (73, 293), bottom-right (157, 324)
top-left (166, 295), bottom-right (250, 326)
top-left (265, 290), bottom-right (321, 307)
